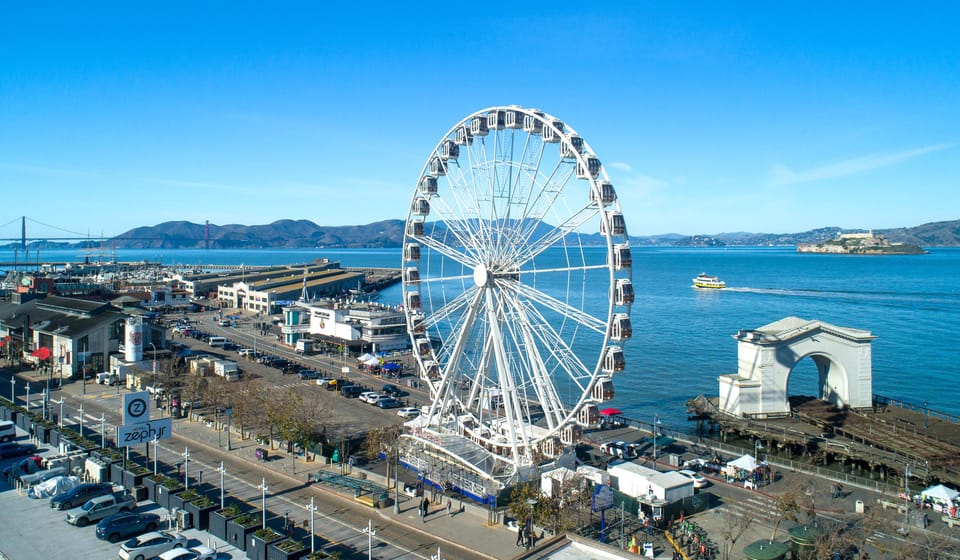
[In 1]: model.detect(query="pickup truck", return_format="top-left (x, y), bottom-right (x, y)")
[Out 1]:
top-left (65, 493), bottom-right (137, 527)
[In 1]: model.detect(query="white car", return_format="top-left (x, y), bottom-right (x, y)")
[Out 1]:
top-left (677, 469), bottom-right (708, 488)
top-left (397, 407), bottom-right (421, 419)
top-left (237, 348), bottom-right (256, 356)
top-left (359, 392), bottom-right (383, 404)
top-left (158, 545), bottom-right (217, 560)
top-left (119, 531), bottom-right (187, 560)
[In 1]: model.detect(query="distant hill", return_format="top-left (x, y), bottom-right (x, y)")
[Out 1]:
top-left (6, 219), bottom-right (959, 250)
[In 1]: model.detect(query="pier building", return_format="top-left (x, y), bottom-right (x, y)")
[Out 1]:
top-left (281, 298), bottom-right (408, 353)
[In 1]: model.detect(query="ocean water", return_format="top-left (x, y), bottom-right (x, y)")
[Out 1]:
top-left (5, 246), bottom-right (958, 428)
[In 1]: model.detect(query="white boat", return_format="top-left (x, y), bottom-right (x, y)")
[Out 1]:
top-left (692, 272), bottom-right (726, 289)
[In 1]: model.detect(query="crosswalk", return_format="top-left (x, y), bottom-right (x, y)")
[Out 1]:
top-left (716, 493), bottom-right (780, 520)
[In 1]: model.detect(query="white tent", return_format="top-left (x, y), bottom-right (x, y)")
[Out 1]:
top-left (921, 484), bottom-right (959, 504)
top-left (358, 353), bottom-right (375, 362)
top-left (363, 356), bottom-right (380, 367)
top-left (727, 454), bottom-right (757, 472)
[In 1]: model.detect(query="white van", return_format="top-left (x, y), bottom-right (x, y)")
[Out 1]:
top-left (0, 420), bottom-right (16, 443)
top-left (208, 336), bottom-right (227, 347)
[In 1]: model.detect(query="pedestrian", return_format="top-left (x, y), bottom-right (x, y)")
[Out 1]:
top-left (837, 483), bottom-right (844, 498)
top-left (516, 527), bottom-right (524, 548)
top-left (446, 498), bottom-right (452, 517)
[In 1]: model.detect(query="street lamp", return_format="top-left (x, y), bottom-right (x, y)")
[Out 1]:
top-left (153, 435), bottom-right (160, 474)
top-left (652, 414), bottom-right (661, 465)
top-left (78, 402), bottom-right (84, 437)
top-left (25, 383), bottom-right (31, 412)
top-left (99, 414), bottom-right (105, 448)
top-left (218, 462), bottom-right (226, 509)
top-left (305, 497), bottom-right (318, 555)
top-left (9, 377), bottom-right (14, 404)
top-left (183, 447), bottom-right (190, 490)
top-left (258, 478), bottom-right (269, 530)
top-left (362, 519), bottom-right (376, 560)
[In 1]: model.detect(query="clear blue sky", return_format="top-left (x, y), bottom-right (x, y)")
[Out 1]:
top-left (1, 3), bottom-right (957, 239)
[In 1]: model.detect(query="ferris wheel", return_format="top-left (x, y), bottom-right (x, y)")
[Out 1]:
top-left (401, 106), bottom-right (633, 478)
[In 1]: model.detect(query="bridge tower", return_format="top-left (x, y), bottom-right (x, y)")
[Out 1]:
top-left (205, 220), bottom-right (210, 250)
top-left (21, 215), bottom-right (26, 251)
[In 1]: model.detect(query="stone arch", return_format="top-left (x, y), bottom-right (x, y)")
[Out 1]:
top-left (718, 317), bottom-right (875, 418)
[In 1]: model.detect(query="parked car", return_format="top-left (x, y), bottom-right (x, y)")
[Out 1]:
top-left (298, 370), bottom-right (320, 380)
top-left (599, 440), bottom-right (639, 459)
top-left (118, 530), bottom-right (188, 560)
top-left (95, 512), bottom-right (161, 543)
top-left (397, 407), bottom-right (421, 419)
top-left (340, 385), bottom-right (364, 398)
top-left (0, 442), bottom-right (38, 459)
top-left (66, 493), bottom-right (137, 526)
top-left (0, 420), bottom-right (16, 442)
top-left (359, 392), bottom-right (383, 404)
top-left (325, 379), bottom-right (347, 391)
top-left (676, 469), bottom-right (709, 488)
top-left (376, 397), bottom-right (402, 409)
top-left (49, 482), bottom-right (114, 510)
top-left (158, 546), bottom-right (217, 560)
top-left (381, 384), bottom-right (407, 398)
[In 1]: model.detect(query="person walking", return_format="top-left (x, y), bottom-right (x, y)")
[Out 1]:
top-left (446, 498), bottom-right (453, 517)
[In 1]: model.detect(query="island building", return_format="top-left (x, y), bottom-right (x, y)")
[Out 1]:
top-left (281, 298), bottom-right (408, 354)
top-left (797, 230), bottom-right (923, 254)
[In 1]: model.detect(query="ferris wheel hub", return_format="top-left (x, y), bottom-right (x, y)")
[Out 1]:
top-left (473, 263), bottom-right (489, 287)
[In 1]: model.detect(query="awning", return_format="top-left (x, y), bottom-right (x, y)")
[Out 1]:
top-left (382, 362), bottom-right (401, 371)
top-left (599, 408), bottom-right (623, 416)
top-left (30, 347), bottom-right (51, 360)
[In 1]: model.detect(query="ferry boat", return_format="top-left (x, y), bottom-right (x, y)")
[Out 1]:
top-left (692, 273), bottom-right (726, 289)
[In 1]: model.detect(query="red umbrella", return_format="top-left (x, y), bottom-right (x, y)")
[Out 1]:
top-left (30, 347), bottom-right (51, 360)
top-left (599, 408), bottom-right (623, 416)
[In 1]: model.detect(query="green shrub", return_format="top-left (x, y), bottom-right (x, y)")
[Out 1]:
top-left (274, 539), bottom-right (305, 552)
top-left (218, 504), bottom-right (243, 518)
top-left (253, 527), bottom-right (282, 541)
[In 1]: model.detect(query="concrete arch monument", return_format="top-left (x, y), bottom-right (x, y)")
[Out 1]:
top-left (718, 317), bottom-right (875, 418)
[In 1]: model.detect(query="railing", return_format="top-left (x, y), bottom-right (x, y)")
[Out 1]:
top-left (874, 394), bottom-right (960, 424)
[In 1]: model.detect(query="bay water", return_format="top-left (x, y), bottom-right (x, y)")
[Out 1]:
top-left (5, 246), bottom-right (958, 429)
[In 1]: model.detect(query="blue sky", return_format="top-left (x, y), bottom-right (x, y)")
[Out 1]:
top-left (1, 3), bottom-right (957, 239)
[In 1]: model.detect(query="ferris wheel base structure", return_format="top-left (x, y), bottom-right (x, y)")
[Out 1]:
top-left (398, 105), bottom-right (634, 497)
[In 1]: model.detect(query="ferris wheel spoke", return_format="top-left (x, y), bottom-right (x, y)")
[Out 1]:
top-left (513, 282), bottom-right (607, 334)
top-left (512, 205), bottom-right (600, 266)
top-left (519, 301), bottom-right (593, 397)
top-left (428, 288), bottom-right (486, 421)
top-left (501, 295), bottom-right (567, 430)
top-left (417, 232), bottom-right (478, 269)
top-left (429, 180), bottom-right (489, 263)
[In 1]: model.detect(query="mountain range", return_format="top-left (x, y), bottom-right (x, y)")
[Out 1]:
top-left (7, 218), bottom-right (960, 249)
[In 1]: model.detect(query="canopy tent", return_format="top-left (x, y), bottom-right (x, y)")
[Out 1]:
top-left (381, 362), bottom-right (401, 372)
top-left (599, 408), bottom-right (623, 416)
top-left (921, 484), bottom-right (959, 503)
top-left (358, 353), bottom-right (375, 362)
top-left (727, 454), bottom-right (758, 472)
top-left (363, 356), bottom-right (380, 367)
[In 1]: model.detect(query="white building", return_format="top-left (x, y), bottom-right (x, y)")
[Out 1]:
top-left (281, 298), bottom-right (408, 353)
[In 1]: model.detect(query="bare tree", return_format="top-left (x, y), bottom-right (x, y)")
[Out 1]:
top-left (721, 507), bottom-right (756, 560)
top-left (769, 476), bottom-right (810, 542)
top-left (364, 424), bottom-right (403, 487)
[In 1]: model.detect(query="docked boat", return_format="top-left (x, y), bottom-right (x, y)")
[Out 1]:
top-left (692, 272), bottom-right (726, 289)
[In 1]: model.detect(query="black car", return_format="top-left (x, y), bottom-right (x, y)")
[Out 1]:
top-left (0, 442), bottom-right (38, 459)
top-left (376, 397), bottom-right (402, 409)
top-left (382, 384), bottom-right (407, 398)
top-left (298, 370), bottom-right (320, 380)
top-left (95, 512), bottom-right (161, 543)
top-left (50, 482), bottom-right (114, 510)
top-left (340, 385), bottom-right (364, 398)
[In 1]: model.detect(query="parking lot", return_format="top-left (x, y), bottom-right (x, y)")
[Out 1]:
top-left (0, 424), bottom-right (243, 560)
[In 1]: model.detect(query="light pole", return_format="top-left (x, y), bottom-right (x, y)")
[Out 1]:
top-left (218, 462), bottom-right (226, 509)
top-left (226, 405), bottom-right (232, 451)
top-left (901, 464), bottom-right (912, 535)
top-left (149, 342), bottom-right (159, 415)
top-left (100, 415), bottom-right (106, 449)
top-left (152, 436), bottom-right (159, 474)
top-left (362, 519), bottom-right (376, 560)
top-left (183, 447), bottom-right (190, 490)
top-left (652, 414), bottom-right (661, 465)
top-left (305, 497), bottom-right (318, 555)
top-left (78, 402), bottom-right (84, 437)
top-left (258, 478), bottom-right (268, 530)
top-left (9, 377), bottom-right (14, 403)
top-left (25, 383), bottom-right (31, 412)
top-left (394, 452), bottom-right (401, 514)
top-left (42, 387), bottom-right (47, 420)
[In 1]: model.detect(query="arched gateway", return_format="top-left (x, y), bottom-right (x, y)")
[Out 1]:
top-left (718, 317), bottom-right (875, 418)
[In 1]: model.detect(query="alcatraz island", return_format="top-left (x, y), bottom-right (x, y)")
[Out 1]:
top-left (797, 231), bottom-right (927, 255)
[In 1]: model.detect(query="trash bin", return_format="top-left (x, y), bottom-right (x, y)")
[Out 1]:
top-left (255, 448), bottom-right (267, 461)
top-left (855, 499), bottom-right (864, 513)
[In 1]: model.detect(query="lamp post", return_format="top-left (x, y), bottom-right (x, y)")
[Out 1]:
top-left (78, 402), bottom-right (84, 437)
top-left (305, 497), bottom-right (318, 555)
top-left (394, 452), bottom-right (401, 514)
top-left (42, 388), bottom-right (47, 421)
top-left (149, 342), bottom-right (158, 405)
top-left (258, 478), bottom-right (268, 530)
top-left (25, 383), bottom-right (31, 412)
top-left (218, 462), bottom-right (226, 509)
top-left (362, 519), bottom-right (376, 560)
top-left (153, 435), bottom-right (159, 474)
top-left (652, 414), bottom-right (661, 465)
top-left (901, 465), bottom-right (912, 535)
top-left (183, 447), bottom-right (190, 490)
top-left (99, 414), bottom-right (105, 448)
top-left (9, 377), bottom-right (14, 404)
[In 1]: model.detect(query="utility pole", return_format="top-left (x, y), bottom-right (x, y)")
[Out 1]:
top-left (305, 497), bottom-right (318, 555)
top-left (218, 462), bottom-right (226, 509)
top-left (362, 519), bottom-right (376, 560)
top-left (258, 478), bottom-right (268, 530)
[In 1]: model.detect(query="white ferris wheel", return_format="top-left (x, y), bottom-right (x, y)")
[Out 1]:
top-left (401, 106), bottom-right (633, 484)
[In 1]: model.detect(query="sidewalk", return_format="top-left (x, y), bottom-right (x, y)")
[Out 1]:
top-left (169, 412), bottom-right (522, 560)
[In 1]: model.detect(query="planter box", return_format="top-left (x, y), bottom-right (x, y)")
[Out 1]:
top-left (168, 489), bottom-right (191, 513)
top-left (35, 424), bottom-right (52, 444)
top-left (209, 507), bottom-right (244, 541)
top-left (184, 499), bottom-right (218, 531)
top-left (122, 468), bottom-right (150, 491)
top-left (268, 540), bottom-right (309, 560)
top-left (110, 463), bottom-right (124, 485)
top-left (247, 530), bottom-right (284, 560)
top-left (16, 412), bottom-right (32, 430)
top-left (47, 429), bottom-right (60, 447)
top-left (226, 513), bottom-right (262, 552)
